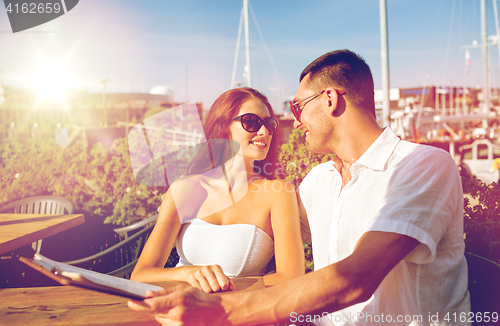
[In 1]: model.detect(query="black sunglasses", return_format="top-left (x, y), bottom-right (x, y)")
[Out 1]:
top-left (233, 113), bottom-right (279, 135)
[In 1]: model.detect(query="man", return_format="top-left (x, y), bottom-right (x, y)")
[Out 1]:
top-left (128, 49), bottom-right (470, 325)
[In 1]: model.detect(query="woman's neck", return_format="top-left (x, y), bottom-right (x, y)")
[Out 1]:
top-left (221, 157), bottom-right (262, 186)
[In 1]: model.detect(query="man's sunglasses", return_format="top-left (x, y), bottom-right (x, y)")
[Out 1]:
top-left (233, 113), bottom-right (279, 135)
top-left (289, 89), bottom-right (346, 122)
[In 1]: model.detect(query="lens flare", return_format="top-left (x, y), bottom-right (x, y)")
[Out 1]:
top-left (31, 62), bottom-right (74, 106)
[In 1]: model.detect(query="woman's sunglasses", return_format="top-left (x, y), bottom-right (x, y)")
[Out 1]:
top-left (233, 113), bottom-right (279, 135)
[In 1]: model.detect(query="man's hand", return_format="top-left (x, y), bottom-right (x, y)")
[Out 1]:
top-left (128, 285), bottom-right (230, 326)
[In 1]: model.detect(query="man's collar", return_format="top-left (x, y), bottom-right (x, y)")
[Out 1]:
top-left (355, 127), bottom-right (400, 171)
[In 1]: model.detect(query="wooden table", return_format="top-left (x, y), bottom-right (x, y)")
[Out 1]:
top-left (0, 214), bottom-right (85, 255)
top-left (0, 277), bottom-right (265, 325)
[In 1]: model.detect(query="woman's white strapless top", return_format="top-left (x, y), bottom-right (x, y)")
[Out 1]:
top-left (175, 218), bottom-right (274, 277)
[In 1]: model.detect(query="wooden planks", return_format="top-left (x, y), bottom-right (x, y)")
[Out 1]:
top-left (0, 214), bottom-right (85, 255)
top-left (0, 285), bottom-right (155, 325)
top-left (0, 277), bottom-right (265, 325)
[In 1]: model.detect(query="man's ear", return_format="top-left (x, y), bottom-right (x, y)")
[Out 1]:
top-left (325, 89), bottom-right (338, 111)
top-left (326, 88), bottom-right (345, 117)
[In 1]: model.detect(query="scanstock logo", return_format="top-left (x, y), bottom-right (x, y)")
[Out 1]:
top-left (3, 0), bottom-right (79, 33)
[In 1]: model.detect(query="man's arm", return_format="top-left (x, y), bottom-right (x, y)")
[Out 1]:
top-left (128, 231), bottom-right (419, 325)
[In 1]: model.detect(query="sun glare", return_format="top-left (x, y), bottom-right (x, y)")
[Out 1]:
top-left (31, 63), bottom-right (74, 106)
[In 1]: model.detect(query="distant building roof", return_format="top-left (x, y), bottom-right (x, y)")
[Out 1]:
top-left (76, 92), bottom-right (171, 102)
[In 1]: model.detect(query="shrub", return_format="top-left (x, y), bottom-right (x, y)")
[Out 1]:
top-left (277, 128), bottom-right (335, 272)
top-left (462, 177), bottom-right (500, 263)
top-left (0, 138), bottom-right (92, 209)
top-left (81, 137), bottom-right (166, 225)
top-left (0, 136), bottom-right (163, 226)
top-left (277, 129), bottom-right (335, 187)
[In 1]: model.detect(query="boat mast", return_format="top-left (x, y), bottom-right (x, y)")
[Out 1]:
top-left (230, 0), bottom-right (251, 88)
top-left (481, 0), bottom-right (490, 126)
top-left (379, 0), bottom-right (391, 127)
top-left (243, 0), bottom-right (251, 87)
top-left (493, 0), bottom-right (500, 76)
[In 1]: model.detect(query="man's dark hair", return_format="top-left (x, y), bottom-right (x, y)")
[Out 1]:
top-left (300, 49), bottom-right (375, 117)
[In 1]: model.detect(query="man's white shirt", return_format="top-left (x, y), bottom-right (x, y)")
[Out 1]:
top-left (298, 128), bottom-right (470, 325)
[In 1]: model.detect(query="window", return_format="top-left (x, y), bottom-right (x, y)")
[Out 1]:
top-left (493, 147), bottom-right (500, 159)
top-left (478, 144), bottom-right (488, 160)
top-left (463, 148), bottom-right (472, 160)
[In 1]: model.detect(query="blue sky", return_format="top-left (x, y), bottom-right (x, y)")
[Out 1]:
top-left (1, 0), bottom-right (499, 112)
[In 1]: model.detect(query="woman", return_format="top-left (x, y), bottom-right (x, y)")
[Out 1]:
top-left (130, 87), bottom-right (304, 293)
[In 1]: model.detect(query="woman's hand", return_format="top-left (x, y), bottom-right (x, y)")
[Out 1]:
top-left (183, 265), bottom-right (235, 293)
top-left (157, 193), bottom-right (166, 212)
